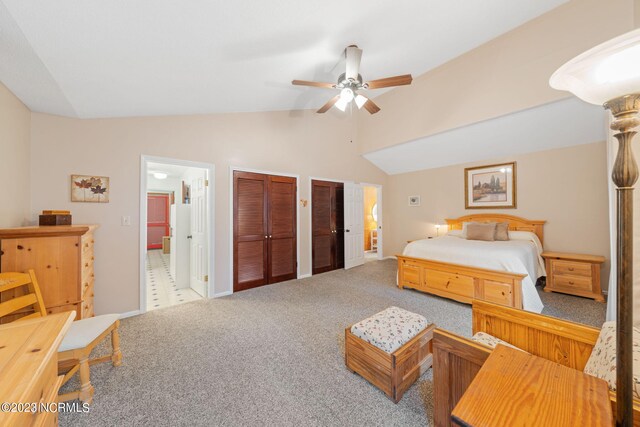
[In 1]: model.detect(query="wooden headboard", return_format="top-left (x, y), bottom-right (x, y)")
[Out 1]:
top-left (445, 214), bottom-right (546, 245)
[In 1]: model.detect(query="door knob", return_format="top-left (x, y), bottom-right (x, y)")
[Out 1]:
top-left (265, 236), bottom-right (268, 239)
top-left (187, 235), bottom-right (193, 239)
top-left (346, 229), bottom-right (350, 232)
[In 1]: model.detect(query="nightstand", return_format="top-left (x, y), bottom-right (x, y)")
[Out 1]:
top-left (541, 251), bottom-right (606, 302)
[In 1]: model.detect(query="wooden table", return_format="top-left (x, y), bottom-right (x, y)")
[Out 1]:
top-left (0, 312), bottom-right (75, 427)
top-left (451, 344), bottom-right (612, 427)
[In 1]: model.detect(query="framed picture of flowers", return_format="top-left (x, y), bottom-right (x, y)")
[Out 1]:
top-left (71, 175), bottom-right (110, 203)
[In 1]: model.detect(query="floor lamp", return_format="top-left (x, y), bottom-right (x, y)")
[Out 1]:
top-left (550, 29), bottom-right (640, 426)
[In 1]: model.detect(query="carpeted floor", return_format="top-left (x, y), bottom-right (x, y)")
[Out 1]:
top-left (60, 259), bottom-right (605, 427)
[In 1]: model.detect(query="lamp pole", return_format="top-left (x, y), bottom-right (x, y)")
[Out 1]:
top-left (605, 93), bottom-right (640, 426)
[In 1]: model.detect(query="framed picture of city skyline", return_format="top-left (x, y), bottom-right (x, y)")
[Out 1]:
top-left (464, 162), bottom-right (516, 209)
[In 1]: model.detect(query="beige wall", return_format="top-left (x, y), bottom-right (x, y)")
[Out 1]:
top-left (358, 0), bottom-right (636, 154)
top-left (384, 142), bottom-right (611, 290)
top-left (0, 82), bottom-right (31, 227)
top-left (29, 111), bottom-right (386, 314)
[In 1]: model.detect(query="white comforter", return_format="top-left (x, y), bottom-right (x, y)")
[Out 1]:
top-left (402, 233), bottom-right (545, 313)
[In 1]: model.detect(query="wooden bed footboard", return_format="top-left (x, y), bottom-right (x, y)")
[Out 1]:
top-left (433, 300), bottom-right (640, 427)
top-left (397, 255), bottom-right (526, 309)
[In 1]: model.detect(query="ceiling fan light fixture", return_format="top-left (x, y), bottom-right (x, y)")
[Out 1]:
top-left (340, 88), bottom-right (354, 102)
top-left (335, 97), bottom-right (349, 111)
top-left (293, 45), bottom-right (413, 115)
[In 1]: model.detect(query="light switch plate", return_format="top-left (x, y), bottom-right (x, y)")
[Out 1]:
top-left (121, 215), bottom-right (131, 226)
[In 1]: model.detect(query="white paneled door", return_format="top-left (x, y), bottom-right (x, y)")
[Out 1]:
top-left (190, 173), bottom-right (208, 297)
top-left (344, 182), bottom-right (365, 269)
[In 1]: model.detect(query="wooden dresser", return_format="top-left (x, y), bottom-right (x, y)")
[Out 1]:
top-left (0, 311), bottom-right (75, 427)
top-left (542, 251), bottom-right (606, 302)
top-left (0, 225), bottom-right (97, 322)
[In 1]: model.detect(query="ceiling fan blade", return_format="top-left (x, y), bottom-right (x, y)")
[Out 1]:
top-left (365, 74), bottom-right (413, 89)
top-left (345, 45), bottom-right (363, 81)
top-left (363, 98), bottom-right (381, 115)
top-left (292, 80), bottom-right (336, 89)
top-left (317, 95), bottom-right (341, 113)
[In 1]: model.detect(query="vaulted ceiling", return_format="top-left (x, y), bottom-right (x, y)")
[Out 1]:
top-left (0, 0), bottom-right (566, 118)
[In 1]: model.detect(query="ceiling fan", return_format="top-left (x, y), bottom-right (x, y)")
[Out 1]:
top-left (292, 45), bottom-right (412, 114)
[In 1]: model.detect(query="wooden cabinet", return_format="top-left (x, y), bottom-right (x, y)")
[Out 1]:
top-left (542, 251), bottom-right (605, 302)
top-left (0, 311), bottom-right (75, 427)
top-left (233, 171), bottom-right (297, 292)
top-left (0, 225), bottom-right (98, 322)
top-left (311, 180), bottom-right (344, 275)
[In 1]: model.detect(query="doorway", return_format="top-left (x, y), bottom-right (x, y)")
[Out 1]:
top-left (140, 156), bottom-right (215, 313)
top-left (309, 180), bottom-right (383, 275)
top-left (363, 185), bottom-right (379, 261)
top-left (147, 193), bottom-right (170, 250)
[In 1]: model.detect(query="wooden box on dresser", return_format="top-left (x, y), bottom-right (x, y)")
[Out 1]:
top-left (0, 225), bottom-right (97, 322)
top-left (541, 251), bottom-right (605, 302)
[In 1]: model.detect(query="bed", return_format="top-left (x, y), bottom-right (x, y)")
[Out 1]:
top-left (396, 214), bottom-right (546, 312)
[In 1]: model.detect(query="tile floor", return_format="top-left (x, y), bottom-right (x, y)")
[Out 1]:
top-left (146, 249), bottom-right (202, 311)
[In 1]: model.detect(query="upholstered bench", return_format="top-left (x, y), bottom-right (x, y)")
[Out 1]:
top-left (345, 306), bottom-right (435, 403)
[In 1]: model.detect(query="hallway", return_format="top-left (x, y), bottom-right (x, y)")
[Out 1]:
top-left (146, 249), bottom-right (202, 311)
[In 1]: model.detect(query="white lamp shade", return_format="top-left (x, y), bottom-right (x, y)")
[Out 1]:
top-left (549, 28), bottom-right (640, 105)
top-left (335, 97), bottom-right (349, 111)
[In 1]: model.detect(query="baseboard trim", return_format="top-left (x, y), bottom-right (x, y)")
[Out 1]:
top-left (120, 310), bottom-right (141, 319)
top-left (298, 273), bottom-right (312, 279)
top-left (213, 290), bottom-right (232, 298)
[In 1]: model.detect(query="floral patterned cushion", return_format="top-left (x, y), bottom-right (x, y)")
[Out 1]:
top-left (350, 306), bottom-right (429, 353)
top-left (583, 321), bottom-right (640, 399)
top-left (471, 332), bottom-right (523, 351)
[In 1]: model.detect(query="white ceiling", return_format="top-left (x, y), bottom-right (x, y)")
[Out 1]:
top-left (363, 98), bottom-right (606, 175)
top-left (0, 0), bottom-right (566, 118)
top-left (148, 162), bottom-right (193, 179)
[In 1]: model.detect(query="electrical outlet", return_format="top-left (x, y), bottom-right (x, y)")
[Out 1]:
top-left (121, 216), bottom-right (131, 226)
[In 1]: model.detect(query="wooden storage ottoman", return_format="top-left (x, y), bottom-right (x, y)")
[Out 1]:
top-left (345, 306), bottom-right (435, 403)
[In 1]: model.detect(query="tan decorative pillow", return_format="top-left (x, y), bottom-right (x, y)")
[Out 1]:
top-left (495, 222), bottom-right (510, 241)
top-left (583, 321), bottom-right (640, 399)
top-left (465, 222), bottom-right (496, 241)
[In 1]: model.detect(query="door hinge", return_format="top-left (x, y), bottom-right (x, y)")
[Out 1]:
top-left (205, 179), bottom-right (209, 187)
top-left (204, 275), bottom-right (209, 282)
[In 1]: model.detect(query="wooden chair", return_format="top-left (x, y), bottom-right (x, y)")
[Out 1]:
top-left (0, 270), bottom-right (122, 404)
top-left (432, 300), bottom-right (640, 427)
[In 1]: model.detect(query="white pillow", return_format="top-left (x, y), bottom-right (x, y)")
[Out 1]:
top-left (447, 230), bottom-right (463, 237)
top-left (508, 231), bottom-right (544, 255)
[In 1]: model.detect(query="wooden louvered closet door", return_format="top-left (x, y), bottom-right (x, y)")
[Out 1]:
top-left (312, 180), bottom-right (344, 275)
top-left (267, 176), bottom-right (297, 283)
top-left (234, 171), bottom-right (268, 291)
top-left (234, 171), bottom-right (297, 292)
